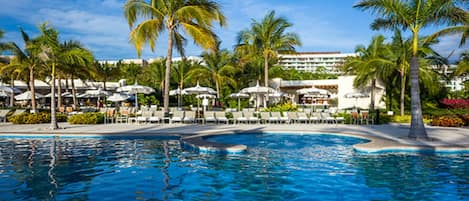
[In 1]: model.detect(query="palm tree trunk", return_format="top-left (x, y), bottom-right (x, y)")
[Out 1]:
top-left (57, 77), bottom-right (62, 108)
top-left (163, 28), bottom-right (174, 114)
top-left (71, 74), bottom-right (77, 110)
top-left (9, 77), bottom-right (14, 108)
top-left (264, 54), bottom-right (269, 103)
top-left (103, 80), bottom-right (107, 91)
top-left (29, 66), bottom-right (36, 113)
top-left (400, 69), bottom-right (405, 116)
top-left (50, 63), bottom-right (58, 129)
top-left (408, 56), bottom-right (427, 139)
top-left (370, 79), bottom-right (376, 112)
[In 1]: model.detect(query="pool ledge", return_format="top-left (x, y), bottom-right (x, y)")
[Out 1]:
top-left (181, 135), bottom-right (247, 153)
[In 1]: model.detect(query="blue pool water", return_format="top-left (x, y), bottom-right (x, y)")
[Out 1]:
top-left (0, 134), bottom-right (468, 201)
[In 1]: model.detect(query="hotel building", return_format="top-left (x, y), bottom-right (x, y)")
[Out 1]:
top-left (278, 52), bottom-right (357, 73)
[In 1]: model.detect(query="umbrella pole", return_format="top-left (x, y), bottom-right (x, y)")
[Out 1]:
top-left (238, 97), bottom-right (240, 111)
top-left (135, 93), bottom-right (138, 109)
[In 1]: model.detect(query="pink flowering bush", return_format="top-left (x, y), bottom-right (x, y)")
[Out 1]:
top-left (440, 99), bottom-right (469, 109)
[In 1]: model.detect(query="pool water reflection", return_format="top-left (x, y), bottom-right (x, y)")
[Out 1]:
top-left (0, 134), bottom-right (468, 200)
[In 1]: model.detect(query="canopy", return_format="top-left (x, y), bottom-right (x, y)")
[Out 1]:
top-left (182, 81), bottom-right (216, 113)
top-left (107, 93), bottom-right (130, 102)
top-left (229, 92), bottom-right (250, 111)
top-left (196, 94), bottom-right (216, 99)
top-left (116, 82), bottom-right (155, 108)
top-left (15, 91), bottom-right (44, 100)
top-left (240, 80), bottom-right (275, 94)
top-left (0, 85), bottom-right (21, 94)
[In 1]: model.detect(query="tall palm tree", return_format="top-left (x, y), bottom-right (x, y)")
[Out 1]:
top-left (95, 61), bottom-right (121, 90)
top-left (354, 0), bottom-right (467, 139)
top-left (8, 28), bottom-right (43, 113)
top-left (0, 57), bottom-right (28, 107)
top-left (343, 35), bottom-right (394, 112)
top-left (194, 42), bottom-right (238, 98)
top-left (124, 0), bottom-right (226, 113)
top-left (236, 10), bottom-right (301, 90)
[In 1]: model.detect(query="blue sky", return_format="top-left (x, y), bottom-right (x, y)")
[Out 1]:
top-left (0, 0), bottom-right (466, 61)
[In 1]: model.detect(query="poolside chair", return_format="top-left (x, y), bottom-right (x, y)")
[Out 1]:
top-left (278, 112), bottom-right (289, 124)
top-left (171, 110), bottom-right (184, 124)
top-left (360, 111), bottom-right (374, 125)
top-left (232, 112), bottom-right (247, 124)
top-left (335, 116), bottom-right (345, 124)
top-left (244, 111), bottom-right (259, 124)
top-left (136, 110), bottom-right (152, 124)
top-left (183, 111), bottom-right (196, 123)
top-left (214, 111), bottom-right (228, 124)
top-left (204, 112), bottom-right (217, 124)
top-left (297, 112), bottom-right (309, 123)
top-left (149, 111), bottom-right (163, 123)
top-left (351, 111), bottom-right (360, 124)
top-left (104, 108), bottom-right (116, 124)
top-left (259, 112), bottom-right (270, 124)
top-left (0, 109), bottom-right (10, 123)
top-left (287, 112), bottom-right (298, 124)
top-left (269, 112), bottom-right (282, 124)
top-left (116, 109), bottom-right (130, 124)
top-left (309, 112), bottom-right (321, 124)
top-left (320, 112), bottom-right (336, 124)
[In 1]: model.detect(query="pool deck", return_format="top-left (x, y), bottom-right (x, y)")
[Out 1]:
top-left (0, 122), bottom-right (468, 153)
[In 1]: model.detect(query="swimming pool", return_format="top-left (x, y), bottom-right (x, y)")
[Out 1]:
top-left (0, 134), bottom-right (467, 200)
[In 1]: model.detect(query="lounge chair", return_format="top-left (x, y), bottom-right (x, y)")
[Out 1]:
top-left (136, 110), bottom-right (152, 124)
top-left (116, 109), bottom-right (130, 124)
top-left (183, 111), bottom-right (196, 123)
top-left (214, 111), bottom-right (228, 124)
top-left (259, 112), bottom-right (270, 124)
top-left (171, 110), bottom-right (184, 124)
top-left (309, 112), bottom-right (321, 124)
top-left (104, 108), bottom-right (116, 124)
top-left (297, 112), bottom-right (309, 123)
top-left (244, 111), bottom-right (259, 124)
top-left (269, 112), bottom-right (282, 124)
top-left (0, 109), bottom-right (10, 123)
top-left (232, 112), bottom-right (247, 124)
top-left (335, 116), bottom-right (345, 124)
top-left (287, 112), bottom-right (298, 124)
top-left (278, 112), bottom-right (289, 123)
top-left (149, 111), bottom-right (163, 123)
top-left (320, 112), bottom-right (336, 124)
top-left (204, 112), bottom-right (217, 124)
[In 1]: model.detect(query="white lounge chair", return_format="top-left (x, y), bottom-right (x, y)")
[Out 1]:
top-left (204, 112), bottom-right (217, 124)
top-left (232, 112), bottom-right (247, 124)
top-left (214, 111), bottom-right (228, 124)
top-left (183, 111), bottom-right (196, 123)
top-left (171, 111), bottom-right (184, 124)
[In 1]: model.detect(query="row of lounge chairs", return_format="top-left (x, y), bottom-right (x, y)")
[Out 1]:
top-left (101, 108), bottom-right (346, 125)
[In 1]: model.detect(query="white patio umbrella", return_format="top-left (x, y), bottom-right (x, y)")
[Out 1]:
top-left (196, 94), bottom-right (216, 99)
top-left (344, 92), bottom-right (369, 109)
top-left (0, 85), bottom-right (21, 94)
top-left (0, 91), bottom-right (8, 97)
top-left (182, 81), bottom-right (216, 113)
top-left (229, 92), bottom-right (249, 111)
top-left (240, 80), bottom-right (276, 110)
top-left (116, 82), bottom-right (155, 108)
top-left (83, 88), bottom-right (112, 106)
top-left (108, 93), bottom-right (130, 102)
top-left (170, 87), bottom-right (187, 109)
top-left (15, 91), bottom-right (44, 101)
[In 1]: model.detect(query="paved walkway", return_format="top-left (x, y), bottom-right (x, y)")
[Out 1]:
top-left (0, 122), bottom-right (468, 153)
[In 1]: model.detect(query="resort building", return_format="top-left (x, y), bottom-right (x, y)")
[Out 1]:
top-left (277, 52), bottom-right (358, 73)
top-left (271, 76), bottom-right (386, 110)
top-left (98, 58), bottom-right (148, 66)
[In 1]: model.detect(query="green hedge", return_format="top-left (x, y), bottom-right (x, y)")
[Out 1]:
top-left (67, 112), bottom-right (104, 124)
top-left (8, 112), bottom-right (67, 124)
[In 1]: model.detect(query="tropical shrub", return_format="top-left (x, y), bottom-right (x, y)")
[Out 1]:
top-left (431, 115), bottom-right (465, 127)
top-left (68, 112), bottom-right (104, 124)
top-left (8, 112), bottom-right (68, 124)
top-left (263, 103), bottom-right (298, 112)
top-left (391, 114), bottom-right (431, 125)
top-left (440, 99), bottom-right (469, 109)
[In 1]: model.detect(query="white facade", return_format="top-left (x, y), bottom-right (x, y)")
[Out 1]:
top-left (278, 52), bottom-right (357, 73)
top-left (98, 58), bottom-right (148, 65)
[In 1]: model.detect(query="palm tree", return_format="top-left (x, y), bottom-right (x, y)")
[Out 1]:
top-left (124, 0), bottom-right (226, 113)
top-left (143, 59), bottom-right (166, 92)
top-left (454, 51), bottom-right (469, 76)
top-left (195, 42), bottom-right (238, 99)
top-left (343, 35), bottom-right (394, 112)
top-left (95, 61), bottom-right (121, 90)
top-left (354, 0), bottom-right (467, 139)
top-left (0, 57), bottom-right (28, 107)
top-left (8, 28), bottom-right (43, 113)
top-left (171, 59), bottom-right (197, 90)
top-left (236, 10), bottom-right (301, 90)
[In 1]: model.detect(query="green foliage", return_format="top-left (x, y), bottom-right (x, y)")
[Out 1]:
top-left (138, 94), bottom-right (160, 106)
top-left (7, 112), bottom-right (67, 124)
top-left (432, 115), bottom-right (465, 127)
top-left (263, 103), bottom-right (298, 112)
top-left (67, 112), bottom-right (104, 124)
